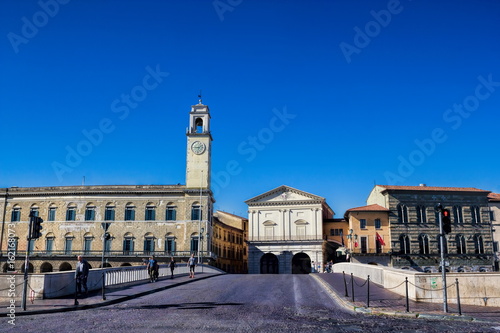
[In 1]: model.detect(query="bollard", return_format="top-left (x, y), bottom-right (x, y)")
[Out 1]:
top-left (74, 279), bottom-right (79, 306)
top-left (456, 278), bottom-right (462, 316)
top-left (102, 271), bottom-right (106, 300)
top-left (405, 277), bottom-right (409, 313)
top-left (343, 271), bottom-right (348, 297)
top-left (367, 275), bottom-right (370, 308)
top-left (351, 273), bottom-right (355, 302)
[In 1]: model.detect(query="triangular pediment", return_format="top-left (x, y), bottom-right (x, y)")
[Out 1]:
top-left (245, 185), bottom-right (324, 205)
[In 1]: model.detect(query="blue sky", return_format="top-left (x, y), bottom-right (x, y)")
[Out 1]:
top-left (1, 0), bottom-right (499, 217)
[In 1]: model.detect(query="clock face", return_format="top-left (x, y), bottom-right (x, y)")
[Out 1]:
top-left (191, 141), bottom-right (206, 155)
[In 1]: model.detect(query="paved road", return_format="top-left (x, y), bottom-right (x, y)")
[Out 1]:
top-left (9, 274), bottom-right (500, 332)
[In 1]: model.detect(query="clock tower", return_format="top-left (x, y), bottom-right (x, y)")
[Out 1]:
top-left (186, 101), bottom-right (212, 189)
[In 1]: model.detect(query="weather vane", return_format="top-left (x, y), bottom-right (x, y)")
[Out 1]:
top-left (198, 90), bottom-right (202, 104)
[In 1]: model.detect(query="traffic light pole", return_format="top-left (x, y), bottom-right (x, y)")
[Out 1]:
top-left (21, 216), bottom-right (34, 311)
top-left (438, 208), bottom-right (449, 313)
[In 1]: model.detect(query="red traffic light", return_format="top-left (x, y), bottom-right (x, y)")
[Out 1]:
top-left (442, 209), bottom-right (452, 234)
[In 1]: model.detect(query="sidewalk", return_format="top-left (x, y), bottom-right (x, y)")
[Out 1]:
top-left (4, 271), bottom-right (221, 317)
top-left (313, 273), bottom-right (500, 324)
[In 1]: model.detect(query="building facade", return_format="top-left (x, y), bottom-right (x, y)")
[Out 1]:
top-left (246, 185), bottom-right (334, 274)
top-left (367, 185), bottom-right (494, 272)
top-left (212, 211), bottom-right (248, 273)
top-left (343, 204), bottom-right (391, 265)
top-left (0, 102), bottom-right (216, 272)
top-left (489, 193), bottom-right (500, 270)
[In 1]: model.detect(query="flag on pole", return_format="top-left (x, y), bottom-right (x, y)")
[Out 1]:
top-left (376, 232), bottom-right (385, 246)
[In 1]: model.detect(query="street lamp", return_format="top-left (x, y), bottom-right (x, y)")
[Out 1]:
top-left (101, 222), bottom-right (111, 268)
top-left (346, 229), bottom-right (357, 253)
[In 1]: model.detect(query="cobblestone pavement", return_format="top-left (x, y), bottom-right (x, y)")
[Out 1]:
top-left (4, 274), bottom-right (500, 332)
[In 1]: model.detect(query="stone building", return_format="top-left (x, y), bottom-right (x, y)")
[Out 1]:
top-left (212, 211), bottom-right (248, 273)
top-left (246, 185), bottom-right (334, 274)
top-left (489, 192), bottom-right (500, 270)
top-left (367, 184), bottom-right (494, 272)
top-left (0, 102), bottom-right (216, 272)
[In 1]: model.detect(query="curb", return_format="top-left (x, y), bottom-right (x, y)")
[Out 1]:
top-left (15, 273), bottom-right (224, 317)
top-left (311, 274), bottom-right (486, 323)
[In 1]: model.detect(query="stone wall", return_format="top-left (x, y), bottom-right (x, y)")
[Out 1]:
top-left (333, 262), bottom-right (500, 307)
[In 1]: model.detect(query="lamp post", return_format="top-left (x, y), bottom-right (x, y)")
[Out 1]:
top-left (101, 223), bottom-right (111, 269)
top-left (346, 229), bottom-right (358, 251)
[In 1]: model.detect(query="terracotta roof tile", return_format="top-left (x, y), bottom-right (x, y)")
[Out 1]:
top-left (488, 193), bottom-right (500, 202)
top-left (346, 204), bottom-right (390, 212)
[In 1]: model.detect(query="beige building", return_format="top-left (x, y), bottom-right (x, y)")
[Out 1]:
top-left (344, 204), bottom-right (390, 265)
top-left (212, 211), bottom-right (248, 273)
top-left (0, 102), bottom-right (216, 272)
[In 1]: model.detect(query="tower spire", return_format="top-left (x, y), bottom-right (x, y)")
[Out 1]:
top-left (198, 90), bottom-right (202, 104)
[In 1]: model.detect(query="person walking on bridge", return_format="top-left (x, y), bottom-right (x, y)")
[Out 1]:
top-left (187, 253), bottom-right (197, 278)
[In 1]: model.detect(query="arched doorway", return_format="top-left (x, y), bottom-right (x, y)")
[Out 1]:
top-left (40, 262), bottom-right (53, 273)
top-left (59, 262), bottom-right (72, 271)
top-left (260, 253), bottom-right (279, 274)
top-left (21, 263), bottom-right (34, 273)
top-left (292, 253), bottom-right (311, 274)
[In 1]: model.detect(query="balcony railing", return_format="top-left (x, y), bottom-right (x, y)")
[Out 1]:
top-left (10, 250), bottom-right (216, 259)
top-left (248, 235), bottom-right (322, 242)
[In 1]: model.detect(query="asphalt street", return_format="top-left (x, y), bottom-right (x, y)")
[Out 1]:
top-left (7, 274), bottom-right (500, 333)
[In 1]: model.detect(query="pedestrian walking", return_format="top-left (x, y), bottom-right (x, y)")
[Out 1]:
top-left (75, 255), bottom-right (90, 296)
top-left (168, 257), bottom-right (176, 279)
top-left (187, 253), bottom-right (197, 278)
top-left (147, 255), bottom-right (159, 282)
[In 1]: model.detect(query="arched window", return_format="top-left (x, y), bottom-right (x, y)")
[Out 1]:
top-left (123, 233), bottom-right (134, 255)
top-left (143, 233), bottom-right (155, 254)
top-left (456, 234), bottom-right (466, 254)
top-left (474, 234), bottom-right (484, 254)
top-left (263, 221), bottom-right (276, 240)
top-left (195, 118), bottom-right (203, 133)
top-left (66, 203), bottom-right (76, 221)
top-left (418, 234), bottom-right (430, 254)
top-left (416, 205), bottom-right (427, 223)
top-left (105, 203), bottom-right (115, 221)
top-left (125, 203), bottom-right (135, 221)
top-left (83, 233), bottom-right (93, 255)
top-left (166, 203), bottom-right (177, 221)
top-left (453, 205), bottom-right (463, 224)
top-left (397, 204), bottom-right (408, 224)
top-left (471, 206), bottom-right (481, 224)
top-left (294, 220), bottom-right (308, 239)
top-left (48, 204), bottom-right (57, 221)
top-left (64, 233), bottom-right (74, 255)
top-left (437, 235), bottom-right (448, 254)
top-left (104, 233), bottom-right (113, 254)
top-left (85, 203), bottom-right (95, 221)
top-left (145, 203), bottom-right (156, 221)
top-left (399, 234), bottom-right (410, 254)
top-left (30, 204), bottom-right (39, 218)
top-left (165, 233), bottom-right (176, 254)
top-left (191, 203), bottom-right (201, 220)
top-left (45, 233), bottom-right (55, 255)
top-left (190, 233), bottom-right (199, 253)
top-left (11, 205), bottom-right (21, 222)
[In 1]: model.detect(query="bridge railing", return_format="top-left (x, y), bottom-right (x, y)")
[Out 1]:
top-left (0, 264), bottom-right (224, 300)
